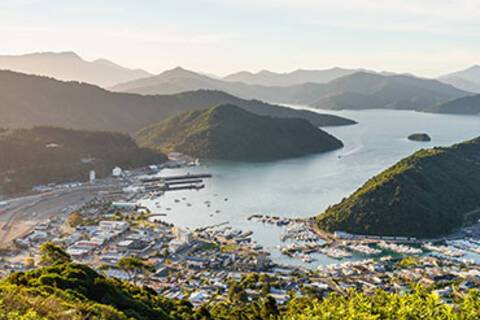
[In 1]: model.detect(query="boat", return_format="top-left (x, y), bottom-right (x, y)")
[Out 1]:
top-left (301, 254), bottom-right (315, 263)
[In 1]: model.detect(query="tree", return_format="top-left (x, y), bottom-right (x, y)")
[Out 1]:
top-left (116, 256), bottom-right (153, 285)
top-left (39, 242), bottom-right (71, 266)
top-left (260, 296), bottom-right (279, 319)
top-left (24, 257), bottom-right (35, 269)
top-left (227, 281), bottom-right (249, 304)
top-left (67, 212), bottom-right (83, 227)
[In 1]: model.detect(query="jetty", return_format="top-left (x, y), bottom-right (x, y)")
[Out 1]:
top-left (141, 173), bottom-right (212, 183)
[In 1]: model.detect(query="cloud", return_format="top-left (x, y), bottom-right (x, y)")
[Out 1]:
top-left (212, 0), bottom-right (480, 34)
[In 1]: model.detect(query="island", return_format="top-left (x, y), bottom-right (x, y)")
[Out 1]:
top-left (408, 133), bottom-right (431, 142)
top-left (135, 104), bottom-right (344, 162)
top-left (317, 136), bottom-right (480, 238)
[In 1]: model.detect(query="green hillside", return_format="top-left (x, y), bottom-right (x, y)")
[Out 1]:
top-left (0, 127), bottom-right (166, 194)
top-left (317, 137), bottom-right (480, 238)
top-left (136, 104), bottom-right (343, 162)
top-left (0, 258), bottom-right (194, 319)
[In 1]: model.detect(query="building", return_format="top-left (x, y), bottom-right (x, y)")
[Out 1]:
top-left (189, 290), bottom-right (210, 305)
top-left (169, 239), bottom-right (189, 254)
top-left (89, 170), bottom-right (96, 183)
top-left (112, 166), bottom-right (123, 177)
top-left (111, 202), bottom-right (137, 210)
top-left (99, 221), bottom-right (129, 233)
top-left (173, 227), bottom-right (193, 243)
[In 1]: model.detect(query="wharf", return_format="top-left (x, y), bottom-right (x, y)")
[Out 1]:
top-left (141, 174), bottom-right (212, 183)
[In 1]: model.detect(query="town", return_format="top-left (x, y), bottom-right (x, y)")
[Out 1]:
top-left (1, 154), bottom-right (480, 308)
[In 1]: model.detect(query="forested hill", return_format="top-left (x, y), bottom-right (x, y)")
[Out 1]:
top-left (317, 137), bottom-right (480, 238)
top-left (0, 127), bottom-right (166, 194)
top-left (136, 104), bottom-right (343, 162)
top-left (0, 70), bottom-right (354, 134)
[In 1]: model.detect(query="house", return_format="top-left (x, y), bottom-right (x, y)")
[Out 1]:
top-left (169, 239), bottom-right (189, 254)
top-left (99, 221), bottom-right (129, 233)
top-left (189, 290), bottom-right (210, 305)
top-left (112, 167), bottom-right (123, 177)
top-left (111, 202), bottom-right (137, 210)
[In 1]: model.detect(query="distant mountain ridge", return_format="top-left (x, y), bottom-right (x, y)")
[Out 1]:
top-left (311, 72), bottom-right (471, 111)
top-left (432, 94), bottom-right (480, 115)
top-left (136, 104), bottom-right (343, 161)
top-left (439, 65), bottom-right (480, 93)
top-left (0, 70), bottom-right (355, 133)
top-left (0, 51), bottom-right (152, 87)
top-left (223, 67), bottom-right (358, 86)
top-left (112, 67), bottom-right (471, 112)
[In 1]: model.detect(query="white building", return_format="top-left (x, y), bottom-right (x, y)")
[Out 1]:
top-left (99, 221), bottom-right (129, 233)
top-left (89, 170), bottom-right (96, 183)
top-left (189, 291), bottom-right (210, 305)
top-left (112, 166), bottom-right (123, 177)
top-left (169, 239), bottom-right (189, 254)
top-left (173, 227), bottom-right (192, 243)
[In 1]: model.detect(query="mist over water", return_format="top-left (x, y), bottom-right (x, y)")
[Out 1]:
top-left (143, 109), bottom-right (480, 267)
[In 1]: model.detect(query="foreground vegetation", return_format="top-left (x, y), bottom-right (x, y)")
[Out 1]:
top-left (2, 243), bottom-right (480, 319)
top-left (0, 127), bottom-right (166, 194)
top-left (318, 136), bottom-right (480, 238)
top-left (136, 104), bottom-right (343, 162)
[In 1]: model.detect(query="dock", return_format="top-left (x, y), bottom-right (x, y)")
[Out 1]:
top-left (141, 173), bottom-right (212, 183)
top-left (141, 173), bottom-right (211, 193)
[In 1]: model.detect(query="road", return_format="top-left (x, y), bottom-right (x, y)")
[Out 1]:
top-left (0, 188), bottom-right (106, 248)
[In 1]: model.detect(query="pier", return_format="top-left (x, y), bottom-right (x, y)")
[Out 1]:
top-left (140, 173), bottom-right (211, 193)
top-left (165, 179), bottom-right (203, 186)
top-left (141, 173), bottom-right (212, 183)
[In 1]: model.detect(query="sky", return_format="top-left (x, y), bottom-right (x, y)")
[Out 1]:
top-left (0, 0), bottom-right (479, 77)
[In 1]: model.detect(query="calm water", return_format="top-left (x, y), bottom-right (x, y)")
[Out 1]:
top-left (142, 109), bottom-right (480, 267)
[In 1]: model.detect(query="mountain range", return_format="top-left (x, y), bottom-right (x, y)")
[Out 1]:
top-left (430, 94), bottom-right (480, 115)
top-left (1, 51), bottom-right (478, 115)
top-left (0, 52), bottom-right (151, 87)
top-left (223, 67), bottom-right (358, 86)
top-left (439, 65), bottom-right (480, 93)
top-left (0, 70), bottom-right (354, 133)
top-left (112, 67), bottom-right (471, 112)
top-left (136, 104), bottom-right (343, 161)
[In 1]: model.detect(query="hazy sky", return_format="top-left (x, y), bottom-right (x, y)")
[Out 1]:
top-left (1, 0), bottom-right (479, 77)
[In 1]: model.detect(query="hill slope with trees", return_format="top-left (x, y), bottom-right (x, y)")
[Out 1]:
top-left (0, 127), bottom-right (166, 194)
top-left (136, 104), bottom-right (343, 162)
top-left (317, 137), bottom-right (480, 238)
